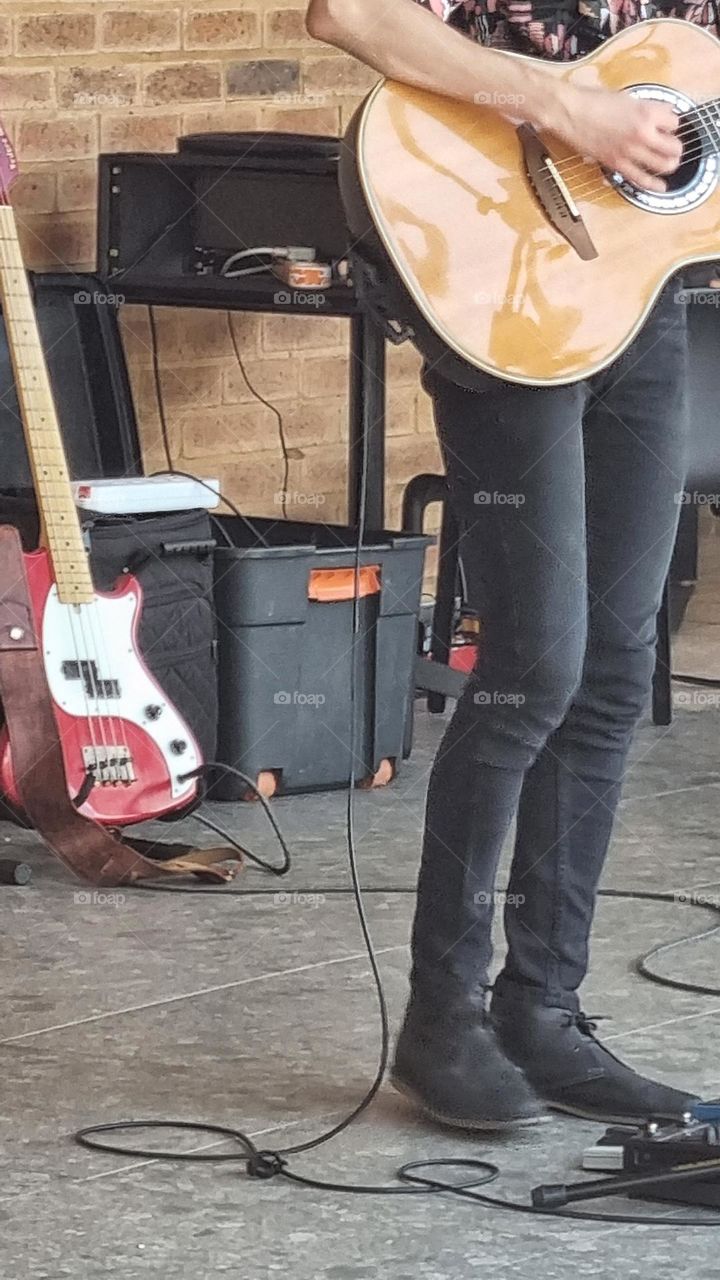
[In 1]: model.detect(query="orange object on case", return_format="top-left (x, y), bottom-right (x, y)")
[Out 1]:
top-left (274, 260), bottom-right (332, 289)
top-left (308, 565), bottom-right (381, 603)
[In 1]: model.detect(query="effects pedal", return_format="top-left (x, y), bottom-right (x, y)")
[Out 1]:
top-left (535, 1106), bottom-right (720, 1212)
top-left (623, 1107), bottom-right (720, 1209)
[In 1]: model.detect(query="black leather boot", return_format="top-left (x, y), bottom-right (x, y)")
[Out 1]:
top-left (391, 994), bottom-right (545, 1131)
top-left (491, 990), bottom-right (700, 1124)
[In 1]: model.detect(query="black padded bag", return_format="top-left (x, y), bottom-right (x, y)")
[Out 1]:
top-left (85, 509), bottom-right (218, 766)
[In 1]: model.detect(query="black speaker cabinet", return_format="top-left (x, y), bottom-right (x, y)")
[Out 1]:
top-left (98, 132), bottom-right (356, 314)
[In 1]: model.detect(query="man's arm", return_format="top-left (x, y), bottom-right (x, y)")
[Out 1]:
top-left (307, 0), bottom-right (561, 128)
top-left (306, 0), bottom-right (682, 191)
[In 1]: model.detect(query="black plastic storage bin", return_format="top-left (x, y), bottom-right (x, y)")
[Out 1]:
top-left (211, 518), bottom-right (432, 799)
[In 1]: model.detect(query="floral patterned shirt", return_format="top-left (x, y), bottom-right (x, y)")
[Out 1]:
top-left (416, 0), bottom-right (718, 59)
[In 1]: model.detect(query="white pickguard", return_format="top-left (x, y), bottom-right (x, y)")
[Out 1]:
top-left (42, 585), bottom-right (200, 800)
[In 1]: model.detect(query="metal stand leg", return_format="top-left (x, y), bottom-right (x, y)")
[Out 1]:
top-left (401, 473), bottom-right (448, 532)
top-left (427, 500), bottom-right (460, 713)
top-left (401, 473), bottom-right (462, 714)
top-left (349, 314), bottom-right (386, 529)
top-left (671, 502), bottom-right (699, 584)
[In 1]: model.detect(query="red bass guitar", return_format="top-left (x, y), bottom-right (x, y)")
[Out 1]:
top-left (0, 123), bottom-right (202, 825)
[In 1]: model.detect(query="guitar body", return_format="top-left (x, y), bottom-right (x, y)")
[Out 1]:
top-left (0, 548), bottom-right (200, 826)
top-left (346, 19), bottom-right (720, 384)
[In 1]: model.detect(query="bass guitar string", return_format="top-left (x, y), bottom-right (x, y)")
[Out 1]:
top-left (0, 189), bottom-right (141, 803)
top-left (77, 561), bottom-right (132, 784)
top-left (63, 523), bottom-right (137, 789)
top-left (78, 600), bottom-right (121, 787)
top-left (57, 594), bottom-right (103, 787)
top-left (86, 593), bottom-right (137, 787)
top-left (43, 513), bottom-right (128, 791)
top-left (34, 476), bottom-right (119, 783)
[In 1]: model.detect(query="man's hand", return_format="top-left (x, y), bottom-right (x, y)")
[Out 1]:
top-left (544, 86), bottom-right (683, 192)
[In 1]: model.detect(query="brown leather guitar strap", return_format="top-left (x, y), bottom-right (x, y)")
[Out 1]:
top-left (0, 525), bottom-right (243, 886)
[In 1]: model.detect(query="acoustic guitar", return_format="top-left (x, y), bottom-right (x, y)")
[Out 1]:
top-left (343, 19), bottom-right (720, 385)
top-left (0, 122), bottom-right (203, 826)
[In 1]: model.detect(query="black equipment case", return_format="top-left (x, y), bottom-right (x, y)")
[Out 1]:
top-left (0, 273), bottom-right (219, 764)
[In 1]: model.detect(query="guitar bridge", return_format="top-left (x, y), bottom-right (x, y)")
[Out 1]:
top-left (82, 745), bottom-right (135, 785)
top-left (518, 123), bottom-right (599, 261)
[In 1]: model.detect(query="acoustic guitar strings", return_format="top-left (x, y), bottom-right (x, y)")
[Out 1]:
top-left (544, 97), bottom-right (720, 180)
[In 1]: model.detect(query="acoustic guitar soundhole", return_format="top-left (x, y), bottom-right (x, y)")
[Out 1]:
top-left (609, 84), bottom-right (718, 215)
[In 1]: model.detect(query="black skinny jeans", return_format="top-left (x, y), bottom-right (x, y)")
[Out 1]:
top-left (411, 287), bottom-right (689, 1013)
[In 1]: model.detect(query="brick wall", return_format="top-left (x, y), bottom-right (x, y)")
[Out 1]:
top-left (6, 1), bottom-right (443, 535)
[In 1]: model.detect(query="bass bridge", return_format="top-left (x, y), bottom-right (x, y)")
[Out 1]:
top-left (82, 745), bottom-right (135, 785)
top-left (518, 123), bottom-right (599, 261)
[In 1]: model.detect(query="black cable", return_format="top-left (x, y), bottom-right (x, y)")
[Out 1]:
top-left (191, 810), bottom-right (286, 878)
top-left (600, 886), bottom-right (720, 999)
top-left (137, 876), bottom-right (720, 996)
top-left (74, 877), bottom-right (720, 1217)
top-left (226, 312), bottom-right (291, 520)
top-left (180, 764), bottom-right (291, 877)
top-left (76, 347), bottom-right (406, 1188)
top-left (137, 884), bottom-right (416, 896)
top-left (147, 467), bottom-right (271, 550)
top-left (278, 389), bottom-right (392, 1163)
top-left (147, 306), bottom-right (173, 473)
top-left (145, 304), bottom-right (272, 548)
top-left (673, 673), bottom-right (720, 690)
top-left (71, 770), bottom-right (96, 810)
top-left (74, 1121), bottom-right (720, 1225)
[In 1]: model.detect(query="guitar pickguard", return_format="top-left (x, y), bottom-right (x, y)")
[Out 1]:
top-left (42, 582), bottom-right (200, 803)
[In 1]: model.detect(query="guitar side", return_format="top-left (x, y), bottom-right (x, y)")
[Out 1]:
top-left (351, 20), bottom-right (720, 385)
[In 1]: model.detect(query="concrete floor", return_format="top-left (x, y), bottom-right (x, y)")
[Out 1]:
top-left (2, 515), bottom-right (720, 1278)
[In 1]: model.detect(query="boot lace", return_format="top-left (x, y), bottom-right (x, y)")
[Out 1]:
top-left (567, 1011), bottom-right (630, 1067)
top-left (574, 1012), bottom-right (607, 1037)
